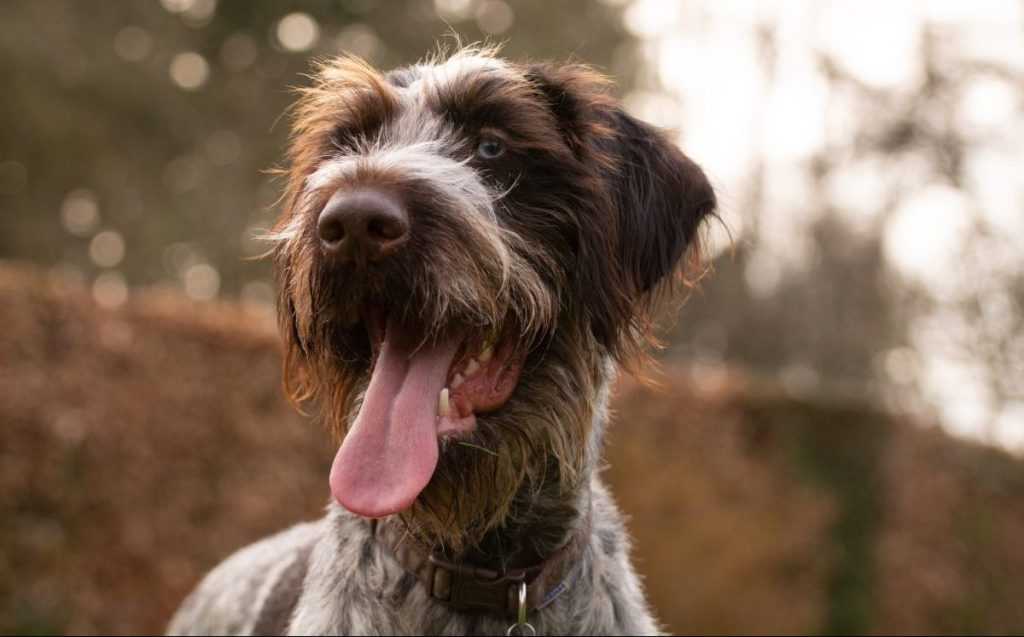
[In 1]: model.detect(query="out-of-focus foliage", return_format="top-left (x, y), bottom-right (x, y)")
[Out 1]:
top-left (634, 3), bottom-right (1024, 448)
top-left (0, 0), bottom-right (636, 304)
top-left (4, 267), bottom-right (1024, 635)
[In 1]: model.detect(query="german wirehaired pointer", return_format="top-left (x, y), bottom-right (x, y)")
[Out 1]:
top-left (168, 47), bottom-right (715, 636)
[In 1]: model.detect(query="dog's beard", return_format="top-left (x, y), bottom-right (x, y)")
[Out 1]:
top-left (400, 323), bottom-right (604, 553)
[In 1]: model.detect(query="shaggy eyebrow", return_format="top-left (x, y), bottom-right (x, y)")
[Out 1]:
top-left (289, 56), bottom-right (400, 155)
top-left (425, 72), bottom-right (516, 122)
top-left (428, 72), bottom-right (541, 129)
top-left (329, 86), bottom-right (396, 145)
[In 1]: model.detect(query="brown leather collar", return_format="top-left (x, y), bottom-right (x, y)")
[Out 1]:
top-left (374, 517), bottom-right (589, 617)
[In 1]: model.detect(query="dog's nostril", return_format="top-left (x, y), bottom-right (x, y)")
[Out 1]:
top-left (318, 188), bottom-right (410, 263)
top-left (367, 217), bottom-right (405, 242)
top-left (318, 217), bottom-right (346, 244)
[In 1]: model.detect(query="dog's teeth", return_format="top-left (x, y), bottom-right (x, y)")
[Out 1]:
top-left (438, 388), bottom-right (449, 416)
top-left (479, 345), bottom-right (493, 362)
top-left (465, 358), bottom-right (480, 376)
top-left (452, 373), bottom-right (464, 389)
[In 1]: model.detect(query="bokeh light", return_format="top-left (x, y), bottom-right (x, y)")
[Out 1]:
top-left (475, 1), bottom-right (514, 34)
top-left (60, 190), bottom-right (101, 237)
top-left (275, 13), bottom-right (320, 53)
top-left (169, 52), bottom-right (210, 90)
top-left (160, 0), bottom-right (216, 26)
top-left (183, 263), bottom-right (220, 300)
top-left (883, 184), bottom-right (973, 293)
top-left (434, 0), bottom-right (474, 21)
top-left (159, 0), bottom-right (192, 12)
top-left (92, 271), bottom-right (129, 308)
top-left (88, 230), bottom-right (126, 268)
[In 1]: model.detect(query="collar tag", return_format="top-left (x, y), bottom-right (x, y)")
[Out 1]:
top-left (534, 580), bottom-right (567, 611)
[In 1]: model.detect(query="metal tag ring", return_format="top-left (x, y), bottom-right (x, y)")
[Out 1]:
top-left (506, 582), bottom-right (536, 636)
top-left (506, 622), bottom-right (536, 636)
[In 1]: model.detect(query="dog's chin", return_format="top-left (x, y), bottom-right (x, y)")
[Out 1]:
top-left (406, 388), bottom-right (559, 553)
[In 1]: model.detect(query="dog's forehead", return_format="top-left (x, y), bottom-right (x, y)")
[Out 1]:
top-left (415, 54), bottom-right (509, 90)
top-left (387, 53), bottom-right (516, 105)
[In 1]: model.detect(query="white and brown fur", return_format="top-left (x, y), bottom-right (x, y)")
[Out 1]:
top-left (167, 47), bottom-right (715, 636)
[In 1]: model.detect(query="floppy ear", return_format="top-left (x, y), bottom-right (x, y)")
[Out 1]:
top-left (526, 63), bottom-right (716, 356)
top-left (606, 110), bottom-right (716, 293)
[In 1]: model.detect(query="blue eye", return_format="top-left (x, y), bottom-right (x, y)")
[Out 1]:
top-left (476, 137), bottom-right (505, 159)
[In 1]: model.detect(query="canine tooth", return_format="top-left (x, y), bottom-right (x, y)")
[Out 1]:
top-left (479, 345), bottom-right (493, 362)
top-left (465, 358), bottom-right (480, 376)
top-left (438, 388), bottom-right (449, 416)
top-left (452, 373), bottom-right (464, 389)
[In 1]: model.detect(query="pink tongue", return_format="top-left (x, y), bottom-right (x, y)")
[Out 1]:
top-left (329, 320), bottom-right (460, 518)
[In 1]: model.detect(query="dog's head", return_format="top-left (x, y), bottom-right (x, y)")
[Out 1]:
top-left (268, 48), bottom-right (715, 550)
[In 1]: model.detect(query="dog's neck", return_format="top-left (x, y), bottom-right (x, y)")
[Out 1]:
top-left (390, 452), bottom-right (593, 573)
top-left (454, 359), bottom-right (612, 569)
top-left (460, 480), bottom-right (591, 569)
top-left (377, 472), bottom-right (595, 620)
top-left (376, 499), bottom-right (591, 618)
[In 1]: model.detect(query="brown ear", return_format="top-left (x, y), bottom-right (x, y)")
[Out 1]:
top-left (527, 63), bottom-right (716, 356)
top-left (606, 110), bottom-right (716, 293)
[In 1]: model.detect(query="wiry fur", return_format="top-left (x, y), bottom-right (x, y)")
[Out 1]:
top-left (168, 46), bottom-right (715, 636)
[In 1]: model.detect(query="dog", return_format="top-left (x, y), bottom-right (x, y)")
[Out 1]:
top-left (167, 47), bottom-right (715, 636)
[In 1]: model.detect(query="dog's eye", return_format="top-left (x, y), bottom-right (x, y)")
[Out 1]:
top-left (476, 137), bottom-right (505, 160)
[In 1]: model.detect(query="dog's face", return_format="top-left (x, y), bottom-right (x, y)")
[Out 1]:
top-left (268, 49), bottom-right (715, 549)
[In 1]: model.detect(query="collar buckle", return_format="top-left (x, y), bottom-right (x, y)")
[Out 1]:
top-left (427, 554), bottom-right (525, 613)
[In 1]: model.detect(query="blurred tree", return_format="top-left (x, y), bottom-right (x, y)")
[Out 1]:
top-left (0, 0), bottom-right (637, 303)
top-left (657, 9), bottom-right (1024, 444)
top-left (661, 19), bottom-right (907, 393)
top-left (667, 216), bottom-right (902, 389)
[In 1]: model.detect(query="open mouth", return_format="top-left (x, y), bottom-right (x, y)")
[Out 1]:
top-left (329, 309), bottom-right (524, 519)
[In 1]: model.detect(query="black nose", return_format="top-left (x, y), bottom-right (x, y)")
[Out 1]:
top-left (317, 188), bottom-right (410, 265)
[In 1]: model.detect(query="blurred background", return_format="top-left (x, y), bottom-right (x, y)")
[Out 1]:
top-left (1, 0), bottom-right (1023, 634)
